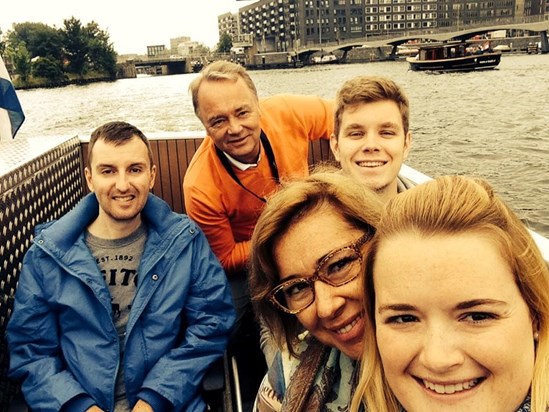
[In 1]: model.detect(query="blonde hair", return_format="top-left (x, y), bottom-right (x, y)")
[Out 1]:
top-left (352, 175), bottom-right (549, 412)
top-left (249, 168), bottom-right (384, 358)
top-left (188, 60), bottom-right (258, 120)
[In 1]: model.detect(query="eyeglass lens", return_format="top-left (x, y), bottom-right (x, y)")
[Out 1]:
top-left (274, 247), bottom-right (362, 312)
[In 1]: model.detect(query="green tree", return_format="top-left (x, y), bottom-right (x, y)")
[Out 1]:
top-left (216, 32), bottom-right (233, 53)
top-left (8, 22), bottom-right (63, 61)
top-left (85, 21), bottom-right (117, 78)
top-left (9, 44), bottom-right (32, 83)
top-left (32, 56), bottom-right (66, 85)
top-left (62, 17), bottom-right (89, 77)
top-left (4, 17), bottom-right (116, 85)
top-left (61, 17), bottom-right (117, 79)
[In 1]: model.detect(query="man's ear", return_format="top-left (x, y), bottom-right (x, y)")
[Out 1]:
top-left (329, 133), bottom-right (341, 162)
top-left (84, 167), bottom-right (94, 192)
top-left (149, 165), bottom-right (157, 190)
top-left (403, 132), bottom-right (412, 161)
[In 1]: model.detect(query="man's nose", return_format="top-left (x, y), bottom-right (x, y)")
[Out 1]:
top-left (227, 116), bottom-right (243, 135)
top-left (360, 134), bottom-right (381, 152)
top-left (115, 173), bottom-right (130, 191)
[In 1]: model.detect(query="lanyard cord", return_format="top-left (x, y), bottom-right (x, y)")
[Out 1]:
top-left (214, 131), bottom-right (279, 203)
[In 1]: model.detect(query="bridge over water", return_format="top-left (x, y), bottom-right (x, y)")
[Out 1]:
top-left (133, 56), bottom-right (187, 75)
top-left (296, 20), bottom-right (549, 63)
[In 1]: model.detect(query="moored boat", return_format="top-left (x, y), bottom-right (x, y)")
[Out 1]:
top-left (191, 60), bottom-right (204, 73)
top-left (396, 45), bottom-right (419, 57)
top-left (407, 41), bottom-right (502, 72)
top-left (312, 53), bottom-right (339, 64)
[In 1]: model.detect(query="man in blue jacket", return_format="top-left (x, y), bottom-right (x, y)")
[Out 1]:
top-left (7, 121), bottom-right (235, 412)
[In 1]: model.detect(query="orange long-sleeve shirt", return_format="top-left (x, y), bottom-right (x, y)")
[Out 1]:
top-left (183, 94), bottom-right (334, 276)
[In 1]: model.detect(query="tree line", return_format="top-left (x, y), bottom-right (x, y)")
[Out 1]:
top-left (0, 17), bottom-right (117, 88)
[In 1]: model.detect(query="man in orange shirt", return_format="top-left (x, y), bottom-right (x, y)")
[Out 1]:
top-left (184, 61), bottom-right (333, 364)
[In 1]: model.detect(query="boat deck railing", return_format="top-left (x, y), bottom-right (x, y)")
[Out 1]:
top-left (1, 134), bottom-right (548, 409)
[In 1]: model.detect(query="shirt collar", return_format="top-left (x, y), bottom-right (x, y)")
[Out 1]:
top-left (223, 151), bottom-right (261, 171)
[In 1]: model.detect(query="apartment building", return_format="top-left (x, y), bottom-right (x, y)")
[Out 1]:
top-left (219, 0), bottom-right (543, 53)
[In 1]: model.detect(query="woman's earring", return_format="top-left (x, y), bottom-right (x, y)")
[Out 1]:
top-left (534, 331), bottom-right (539, 341)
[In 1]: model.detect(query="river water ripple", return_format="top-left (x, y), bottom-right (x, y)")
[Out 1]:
top-left (14, 53), bottom-right (549, 237)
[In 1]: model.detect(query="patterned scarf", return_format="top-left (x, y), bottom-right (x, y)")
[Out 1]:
top-left (280, 338), bottom-right (358, 412)
top-left (255, 336), bottom-right (358, 412)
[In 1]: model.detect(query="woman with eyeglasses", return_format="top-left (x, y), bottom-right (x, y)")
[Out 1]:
top-left (351, 175), bottom-right (549, 412)
top-left (249, 169), bottom-right (384, 411)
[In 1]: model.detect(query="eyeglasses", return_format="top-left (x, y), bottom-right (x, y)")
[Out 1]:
top-left (267, 231), bottom-right (373, 315)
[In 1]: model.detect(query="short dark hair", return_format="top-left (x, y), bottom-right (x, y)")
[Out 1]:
top-left (87, 121), bottom-right (154, 168)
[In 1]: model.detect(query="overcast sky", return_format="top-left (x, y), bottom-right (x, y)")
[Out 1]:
top-left (0, 0), bottom-right (255, 55)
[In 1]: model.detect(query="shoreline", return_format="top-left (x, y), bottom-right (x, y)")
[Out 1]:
top-left (14, 76), bottom-right (115, 90)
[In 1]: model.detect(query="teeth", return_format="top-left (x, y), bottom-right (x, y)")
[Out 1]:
top-left (336, 315), bottom-right (361, 335)
top-left (357, 161), bottom-right (385, 167)
top-left (423, 379), bottom-right (479, 394)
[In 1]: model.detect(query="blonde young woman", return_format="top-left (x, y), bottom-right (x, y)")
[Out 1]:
top-left (249, 170), bottom-right (384, 411)
top-left (352, 175), bottom-right (549, 412)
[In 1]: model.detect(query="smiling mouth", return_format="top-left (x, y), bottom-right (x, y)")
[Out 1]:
top-left (356, 161), bottom-right (386, 168)
top-left (113, 195), bottom-right (135, 202)
top-left (228, 136), bottom-right (248, 144)
top-left (335, 314), bottom-right (362, 335)
top-left (421, 378), bottom-right (483, 394)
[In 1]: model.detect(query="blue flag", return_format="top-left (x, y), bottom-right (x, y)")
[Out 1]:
top-left (0, 54), bottom-right (25, 140)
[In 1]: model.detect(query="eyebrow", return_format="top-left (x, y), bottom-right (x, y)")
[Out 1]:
top-left (96, 161), bottom-right (146, 169)
top-left (342, 121), bottom-right (400, 131)
top-left (207, 104), bottom-right (252, 122)
top-left (279, 252), bottom-right (331, 282)
top-left (379, 121), bottom-right (400, 129)
top-left (455, 299), bottom-right (507, 310)
top-left (206, 114), bottom-right (225, 125)
top-left (377, 299), bottom-right (507, 315)
top-left (342, 123), bottom-right (364, 132)
top-left (278, 243), bottom-right (351, 283)
top-left (377, 304), bottom-right (417, 314)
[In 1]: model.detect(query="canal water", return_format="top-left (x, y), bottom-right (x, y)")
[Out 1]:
top-left (14, 53), bottom-right (549, 237)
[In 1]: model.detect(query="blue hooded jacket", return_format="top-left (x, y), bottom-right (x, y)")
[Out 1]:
top-left (7, 193), bottom-right (235, 411)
